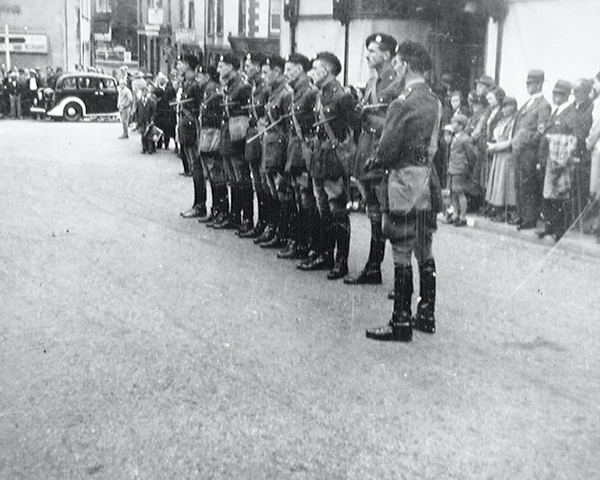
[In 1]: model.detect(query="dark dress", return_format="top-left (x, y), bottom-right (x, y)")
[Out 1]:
top-left (154, 83), bottom-right (176, 148)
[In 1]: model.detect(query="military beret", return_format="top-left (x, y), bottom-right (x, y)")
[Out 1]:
top-left (265, 55), bottom-right (285, 72)
top-left (477, 75), bottom-right (495, 88)
top-left (219, 53), bottom-right (239, 69)
top-left (182, 54), bottom-right (200, 70)
top-left (503, 96), bottom-right (518, 107)
top-left (314, 52), bottom-right (342, 77)
top-left (552, 79), bottom-right (572, 95)
top-left (526, 69), bottom-right (545, 84)
top-left (451, 114), bottom-right (469, 127)
top-left (245, 52), bottom-right (267, 66)
top-left (286, 53), bottom-right (312, 72)
top-left (199, 65), bottom-right (219, 82)
top-left (365, 33), bottom-right (397, 53)
top-left (394, 41), bottom-right (432, 73)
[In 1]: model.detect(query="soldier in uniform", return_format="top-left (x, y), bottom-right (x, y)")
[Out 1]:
top-left (239, 53), bottom-right (272, 239)
top-left (297, 52), bottom-right (358, 280)
top-left (197, 66), bottom-right (229, 226)
top-left (279, 53), bottom-right (319, 260)
top-left (344, 33), bottom-right (403, 286)
top-left (179, 55), bottom-right (208, 219)
top-left (214, 53), bottom-right (254, 231)
top-left (254, 56), bottom-right (293, 250)
top-left (365, 41), bottom-right (442, 342)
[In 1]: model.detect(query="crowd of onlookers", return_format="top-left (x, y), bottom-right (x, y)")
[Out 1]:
top-left (433, 70), bottom-right (600, 243)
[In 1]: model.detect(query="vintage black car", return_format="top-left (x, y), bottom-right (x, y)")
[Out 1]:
top-left (31, 72), bottom-right (119, 122)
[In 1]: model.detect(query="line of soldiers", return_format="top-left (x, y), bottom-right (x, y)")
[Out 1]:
top-left (176, 35), bottom-right (442, 343)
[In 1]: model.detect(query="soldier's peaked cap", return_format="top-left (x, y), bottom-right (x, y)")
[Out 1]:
top-left (314, 52), bottom-right (342, 77)
top-left (552, 79), bottom-right (572, 94)
top-left (245, 52), bottom-right (267, 66)
top-left (365, 33), bottom-right (397, 52)
top-left (286, 53), bottom-right (312, 72)
top-left (527, 69), bottom-right (545, 83)
top-left (219, 53), bottom-right (239, 68)
top-left (394, 41), bottom-right (432, 72)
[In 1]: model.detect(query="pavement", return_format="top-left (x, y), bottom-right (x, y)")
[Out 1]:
top-left (2, 119), bottom-right (600, 480)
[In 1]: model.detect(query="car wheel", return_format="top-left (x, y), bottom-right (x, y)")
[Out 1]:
top-left (63, 102), bottom-right (82, 122)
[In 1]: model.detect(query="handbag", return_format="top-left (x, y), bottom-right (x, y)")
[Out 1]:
top-left (199, 127), bottom-right (221, 153)
top-left (228, 115), bottom-right (250, 143)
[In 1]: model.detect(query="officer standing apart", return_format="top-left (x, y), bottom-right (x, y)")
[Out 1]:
top-left (366, 41), bottom-right (442, 342)
top-left (298, 52), bottom-right (357, 280)
top-left (215, 54), bottom-right (254, 232)
top-left (345, 33), bottom-right (403, 286)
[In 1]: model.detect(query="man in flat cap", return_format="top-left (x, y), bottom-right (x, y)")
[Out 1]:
top-left (571, 79), bottom-right (594, 221)
top-left (476, 75), bottom-right (495, 99)
top-left (365, 41), bottom-right (442, 342)
top-left (535, 79), bottom-right (578, 241)
top-left (297, 52), bottom-right (358, 280)
top-left (239, 53), bottom-right (272, 238)
top-left (344, 33), bottom-right (403, 287)
top-left (279, 53), bottom-right (319, 260)
top-left (214, 53), bottom-right (254, 231)
top-left (511, 69), bottom-right (551, 230)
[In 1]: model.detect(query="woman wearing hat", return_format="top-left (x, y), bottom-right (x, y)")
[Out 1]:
top-left (486, 96), bottom-right (518, 222)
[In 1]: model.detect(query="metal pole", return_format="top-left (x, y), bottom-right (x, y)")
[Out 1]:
top-left (343, 20), bottom-right (349, 86)
top-left (4, 24), bottom-right (10, 71)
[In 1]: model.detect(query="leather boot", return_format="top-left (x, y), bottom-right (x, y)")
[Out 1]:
top-left (236, 219), bottom-right (254, 236)
top-left (327, 215), bottom-right (350, 280)
top-left (254, 224), bottom-right (276, 244)
top-left (277, 239), bottom-right (297, 259)
top-left (240, 185), bottom-right (255, 230)
top-left (413, 259), bottom-right (436, 334)
top-left (344, 219), bottom-right (384, 285)
top-left (366, 265), bottom-right (413, 342)
top-left (239, 220), bottom-right (265, 239)
top-left (214, 185), bottom-right (240, 229)
top-left (260, 235), bottom-right (285, 249)
top-left (207, 184), bottom-right (229, 228)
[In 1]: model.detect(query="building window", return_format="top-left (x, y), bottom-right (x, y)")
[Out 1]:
top-left (188, 1), bottom-right (195, 28)
top-left (95, 0), bottom-right (111, 13)
top-left (207, 0), bottom-right (215, 35)
top-left (179, 0), bottom-right (185, 27)
top-left (269, 0), bottom-right (281, 33)
top-left (238, 0), bottom-right (247, 34)
top-left (216, 0), bottom-right (224, 35)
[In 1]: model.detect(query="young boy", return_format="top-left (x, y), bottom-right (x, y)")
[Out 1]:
top-left (447, 114), bottom-right (478, 226)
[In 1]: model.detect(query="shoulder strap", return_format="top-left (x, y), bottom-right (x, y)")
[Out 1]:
top-left (317, 92), bottom-right (338, 145)
top-left (290, 87), bottom-right (305, 141)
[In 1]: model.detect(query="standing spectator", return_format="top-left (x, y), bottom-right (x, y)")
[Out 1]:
top-left (6, 72), bottom-right (23, 119)
top-left (486, 96), bottom-right (519, 222)
top-left (570, 79), bottom-right (594, 224)
top-left (447, 114), bottom-right (478, 226)
top-left (511, 70), bottom-right (551, 230)
top-left (535, 80), bottom-right (578, 241)
top-left (45, 67), bottom-right (57, 90)
top-left (449, 91), bottom-right (469, 118)
top-left (479, 86), bottom-right (505, 213)
top-left (117, 79), bottom-right (133, 139)
top-left (137, 86), bottom-right (157, 154)
top-left (130, 71), bottom-right (147, 127)
top-left (586, 72), bottom-right (600, 199)
top-left (464, 91), bottom-right (488, 209)
top-left (154, 73), bottom-right (177, 149)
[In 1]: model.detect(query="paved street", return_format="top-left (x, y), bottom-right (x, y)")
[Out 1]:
top-left (1, 120), bottom-right (599, 479)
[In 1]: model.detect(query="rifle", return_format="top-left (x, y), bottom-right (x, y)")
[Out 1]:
top-left (168, 98), bottom-right (195, 107)
top-left (246, 114), bottom-right (293, 144)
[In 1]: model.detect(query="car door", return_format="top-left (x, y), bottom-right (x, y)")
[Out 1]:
top-left (98, 77), bottom-right (118, 113)
top-left (77, 76), bottom-right (97, 114)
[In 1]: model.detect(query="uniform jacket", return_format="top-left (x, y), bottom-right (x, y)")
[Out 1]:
top-left (221, 73), bottom-right (252, 156)
top-left (180, 79), bottom-right (203, 118)
top-left (286, 74), bottom-right (318, 173)
top-left (262, 76), bottom-right (292, 171)
top-left (448, 131), bottom-right (478, 176)
top-left (511, 95), bottom-right (552, 160)
top-left (248, 74), bottom-right (270, 126)
top-left (354, 64), bottom-right (403, 181)
top-left (200, 81), bottom-right (224, 130)
top-left (572, 98), bottom-right (593, 160)
top-left (310, 78), bottom-right (358, 180)
top-left (377, 81), bottom-right (439, 170)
